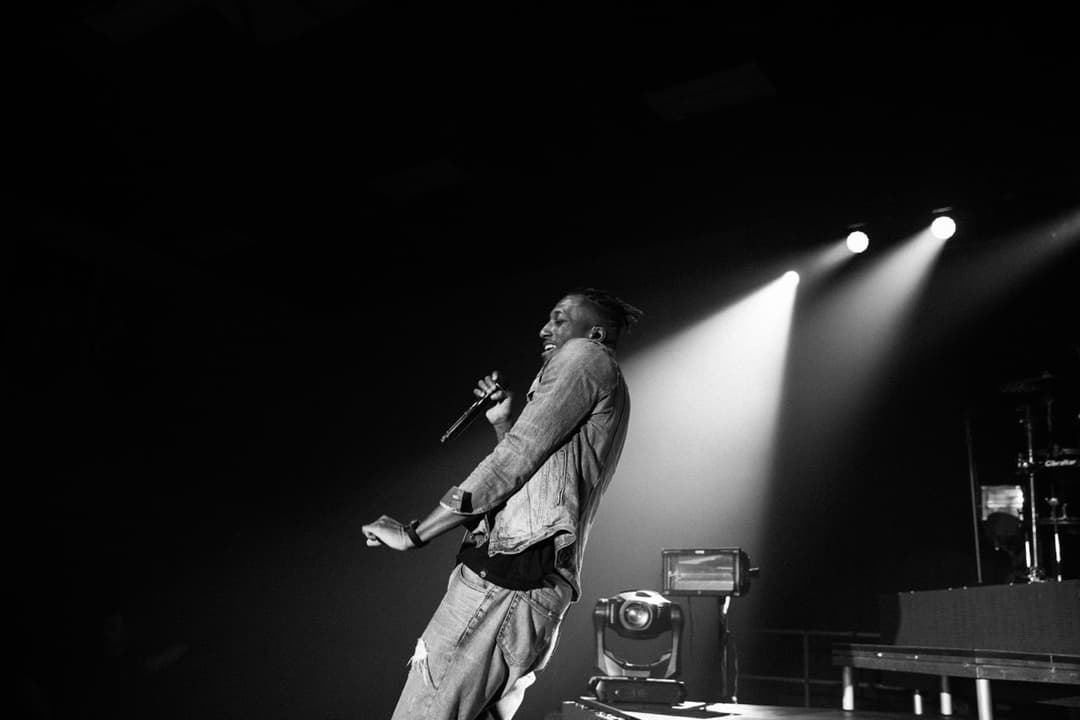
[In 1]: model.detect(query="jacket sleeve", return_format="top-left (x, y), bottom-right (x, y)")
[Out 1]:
top-left (439, 339), bottom-right (616, 516)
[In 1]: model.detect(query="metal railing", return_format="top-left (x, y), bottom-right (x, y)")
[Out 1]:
top-left (736, 628), bottom-right (881, 707)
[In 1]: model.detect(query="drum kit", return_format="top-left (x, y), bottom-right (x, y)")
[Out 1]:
top-left (989, 371), bottom-right (1080, 582)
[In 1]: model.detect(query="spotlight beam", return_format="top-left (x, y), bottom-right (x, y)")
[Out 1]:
top-left (790, 226), bottom-right (950, 459)
top-left (589, 272), bottom-right (799, 575)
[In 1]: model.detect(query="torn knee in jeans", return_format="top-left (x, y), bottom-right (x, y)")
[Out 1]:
top-left (407, 638), bottom-right (434, 687)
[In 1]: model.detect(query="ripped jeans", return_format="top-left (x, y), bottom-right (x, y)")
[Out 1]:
top-left (390, 563), bottom-right (573, 720)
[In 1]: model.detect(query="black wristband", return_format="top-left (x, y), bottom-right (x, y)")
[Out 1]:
top-left (404, 519), bottom-right (427, 548)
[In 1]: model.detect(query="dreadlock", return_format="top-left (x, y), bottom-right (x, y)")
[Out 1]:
top-left (568, 287), bottom-right (644, 338)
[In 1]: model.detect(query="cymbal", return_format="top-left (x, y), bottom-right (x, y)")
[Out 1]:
top-left (998, 371), bottom-right (1061, 396)
top-left (1037, 517), bottom-right (1080, 526)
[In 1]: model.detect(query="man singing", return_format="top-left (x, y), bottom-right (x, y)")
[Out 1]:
top-left (363, 287), bottom-right (642, 720)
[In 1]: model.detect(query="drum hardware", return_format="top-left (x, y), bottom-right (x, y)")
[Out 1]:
top-left (989, 371), bottom-right (1079, 583)
top-left (1020, 404), bottom-right (1045, 582)
top-left (1037, 516), bottom-right (1080, 526)
top-left (1044, 497), bottom-right (1071, 581)
top-left (1041, 456), bottom-right (1079, 468)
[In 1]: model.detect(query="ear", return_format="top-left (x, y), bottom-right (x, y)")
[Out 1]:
top-left (589, 326), bottom-right (606, 342)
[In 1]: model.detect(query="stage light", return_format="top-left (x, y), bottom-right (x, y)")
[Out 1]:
top-left (590, 589), bottom-right (686, 705)
top-left (782, 270), bottom-right (800, 285)
top-left (594, 590), bottom-right (682, 673)
top-left (846, 230), bottom-right (870, 254)
top-left (662, 548), bottom-right (757, 702)
top-left (662, 547), bottom-right (756, 597)
top-left (930, 215), bottom-right (956, 240)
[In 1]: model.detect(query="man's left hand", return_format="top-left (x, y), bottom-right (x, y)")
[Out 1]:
top-left (362, 515), bottom-right (415, 551)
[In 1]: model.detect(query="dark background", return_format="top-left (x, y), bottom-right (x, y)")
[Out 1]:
top-left (9, 2), bottom-right (1079, 719)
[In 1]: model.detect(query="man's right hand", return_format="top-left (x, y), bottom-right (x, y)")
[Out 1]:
top-left (477, 370), bottom-right (513, 427)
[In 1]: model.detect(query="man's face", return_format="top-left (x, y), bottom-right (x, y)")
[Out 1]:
top-left (539, 294), bottom-right (599, 360)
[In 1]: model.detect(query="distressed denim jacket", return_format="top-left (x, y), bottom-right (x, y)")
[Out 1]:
top-left (439, 338), bottom-right (630, 601)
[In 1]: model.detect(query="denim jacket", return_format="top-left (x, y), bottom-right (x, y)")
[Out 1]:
top-left (439, 338), bottom-right (630, 601)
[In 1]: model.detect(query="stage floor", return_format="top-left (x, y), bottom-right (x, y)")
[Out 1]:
top-left (561, 697), bottom-right (924, 719)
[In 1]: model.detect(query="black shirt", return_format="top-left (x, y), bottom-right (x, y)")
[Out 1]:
top-left (456, 536), bottom-right (557, 590)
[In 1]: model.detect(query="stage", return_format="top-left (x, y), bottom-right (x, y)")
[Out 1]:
top-left (562, 697), bottom-right (942, 719)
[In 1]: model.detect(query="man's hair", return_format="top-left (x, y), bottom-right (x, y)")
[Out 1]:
top-left (568, 287), bottom-right (644, 337)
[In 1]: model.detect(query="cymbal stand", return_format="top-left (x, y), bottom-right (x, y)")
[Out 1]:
top-left (1041, 396), bottom-right (1068, 582)
top-left (1020, 404), bottom-right (1045, 582)
top-left (964, 412), bottom-right (983, 585)
top-left (1045, 496), bottom-right (1067, 582)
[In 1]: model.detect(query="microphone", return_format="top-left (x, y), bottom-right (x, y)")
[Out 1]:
top-left (440, 381), bottom-right (504, 444)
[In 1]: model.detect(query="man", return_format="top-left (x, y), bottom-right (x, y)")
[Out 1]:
top-left (363, 287), bottom-right (642, 720)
